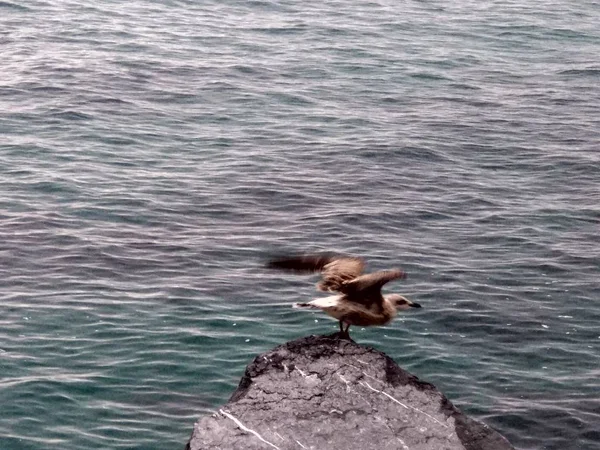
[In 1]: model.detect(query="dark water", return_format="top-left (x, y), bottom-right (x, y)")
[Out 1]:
top-left (1, 1), bottom-right (599, 449)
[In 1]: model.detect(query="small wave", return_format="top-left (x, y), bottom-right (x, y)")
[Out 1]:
top-left (559, 68), bottom-right (600, 77)
top-left (0, 1), bottom-right (29, 11)
top-left (49, 110), bottom-right (93, 121)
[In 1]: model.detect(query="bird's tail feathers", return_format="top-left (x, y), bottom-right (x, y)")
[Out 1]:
top-left (293, 295), bottom-right (341, 310)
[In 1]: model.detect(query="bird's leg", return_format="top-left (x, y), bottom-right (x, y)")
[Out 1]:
top-left (337, 321), bottom-right (351, 339)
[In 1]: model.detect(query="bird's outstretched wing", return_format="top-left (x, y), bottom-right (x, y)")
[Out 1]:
top-left (267, 254), bottom-right (365, 292)
top-left (341, 269), bottom-right (406, 306)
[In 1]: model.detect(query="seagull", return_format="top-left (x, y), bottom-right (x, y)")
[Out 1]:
top-left (267, 253), bottom-right (421, 337)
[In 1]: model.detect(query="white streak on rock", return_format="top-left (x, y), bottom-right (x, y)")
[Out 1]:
top-left (359, 381), bottom-right (449, 428)
top-left (360, 370), bottom-right (381, 383)
top-left (353, 357), bottom-right (370, 365)
top-left (397, 437), bottom-right (410, 450)
top-left (296, 367), bottom-right (308, 378)
top-left (295, 439), bottom-right (308, 449)
top-left (337, 374), bottom-right (371, 406)
top-left (219, 409), bottom-right (281, 450)
top-left (337, 373), bottom-right (351, 392)
top-left (359, 381), bottom-right (409, 409)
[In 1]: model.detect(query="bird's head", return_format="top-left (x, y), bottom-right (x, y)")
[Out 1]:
top-left (387, 294), bottom-right (422, 311)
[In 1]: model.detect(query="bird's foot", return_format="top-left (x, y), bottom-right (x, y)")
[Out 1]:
top-left (326, 331), bottom-right (353, 341)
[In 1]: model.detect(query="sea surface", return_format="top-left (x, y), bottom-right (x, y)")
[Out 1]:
top-left (1, 1), bottom-right (599, 449)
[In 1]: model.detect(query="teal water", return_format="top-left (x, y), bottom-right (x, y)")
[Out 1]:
top-left (1, 1), bottom-right (599, 449)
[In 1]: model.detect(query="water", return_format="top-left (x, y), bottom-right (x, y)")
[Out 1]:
top-left (1, 1), bottom-right (599, 449)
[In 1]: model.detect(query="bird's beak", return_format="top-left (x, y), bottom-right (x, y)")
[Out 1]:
top-left (409, 302), bottom-right (422, 308)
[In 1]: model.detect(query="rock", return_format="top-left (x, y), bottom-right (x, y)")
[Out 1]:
top-left (186, 334), bottom-right (514, 450)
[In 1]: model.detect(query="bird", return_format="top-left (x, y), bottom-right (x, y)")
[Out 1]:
top-left (267, 253), bottom-right (421, 337)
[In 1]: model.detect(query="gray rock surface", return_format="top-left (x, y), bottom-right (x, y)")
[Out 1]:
top-left (186, 334), bottom-right (514, 450)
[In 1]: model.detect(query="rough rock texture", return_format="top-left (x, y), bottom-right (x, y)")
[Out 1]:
top-left (186, 334), bottom-right (514, 450)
